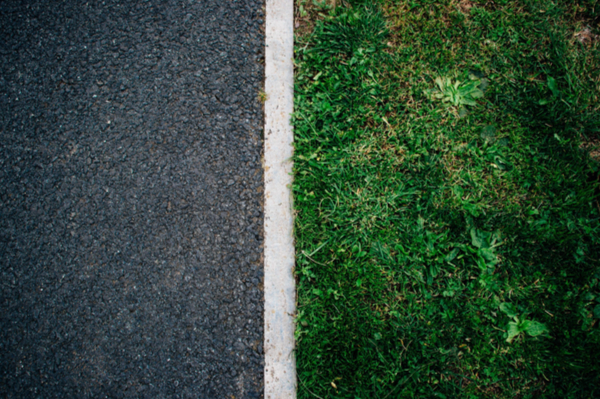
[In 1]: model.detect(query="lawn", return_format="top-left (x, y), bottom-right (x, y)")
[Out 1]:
top-left (292, 0), bottom-right (600, 397)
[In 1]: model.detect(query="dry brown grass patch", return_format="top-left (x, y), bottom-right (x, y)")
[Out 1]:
top-left (294, 0), bottom-right (337, 39)
top-left (581, 136), bottom-right (600, 163)
top-left (574, 27), bottom-right (599, 46)
top-left (458, 0), bottom-right (475, 14)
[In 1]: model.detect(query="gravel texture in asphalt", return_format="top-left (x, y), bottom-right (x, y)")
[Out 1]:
top-left (0, 1), bottom-right (265, 397)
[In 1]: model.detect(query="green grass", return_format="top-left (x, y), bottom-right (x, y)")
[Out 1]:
top-left (292, 0), bottom-right (600, 397)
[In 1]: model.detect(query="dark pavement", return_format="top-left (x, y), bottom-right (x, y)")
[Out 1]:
top-left (0, 0), bottom-right (265, 397)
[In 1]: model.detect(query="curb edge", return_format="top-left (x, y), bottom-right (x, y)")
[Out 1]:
top-left (263, 0), bottom-right (296, 397)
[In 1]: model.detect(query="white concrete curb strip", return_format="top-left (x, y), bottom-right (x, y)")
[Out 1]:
top-left (263, 0), bottom-right (296, 398)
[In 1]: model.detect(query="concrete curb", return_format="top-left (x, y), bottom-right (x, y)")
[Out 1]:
top-left (263, 0), bottom-right (296, 398)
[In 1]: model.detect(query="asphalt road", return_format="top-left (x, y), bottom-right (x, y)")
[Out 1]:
top-left (0, 1), bottom-right (265, 397)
